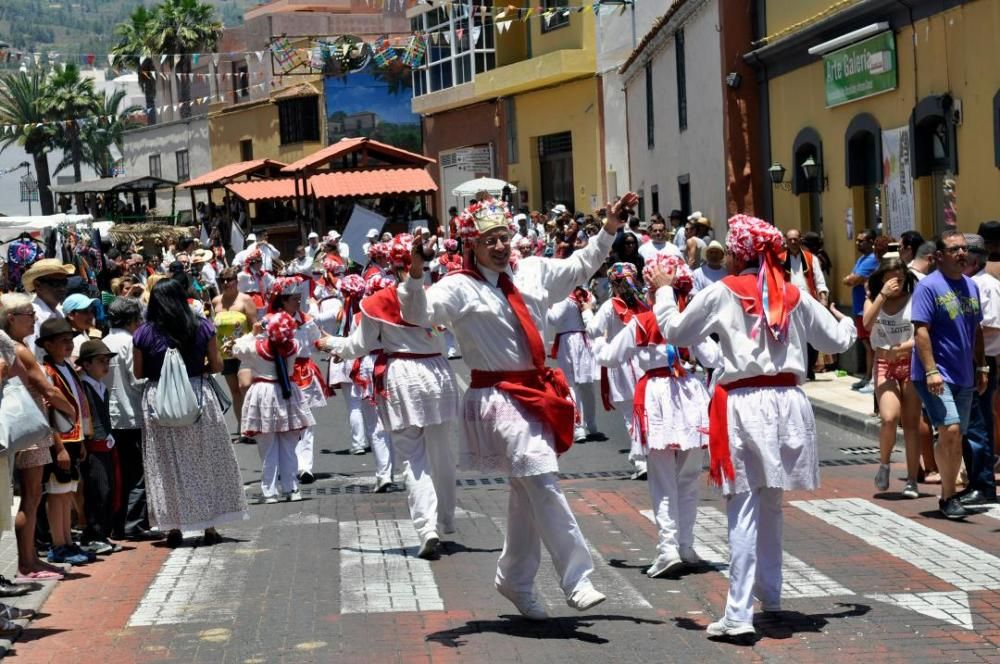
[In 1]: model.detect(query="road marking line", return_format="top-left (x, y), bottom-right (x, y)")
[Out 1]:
top-left (640, 507), bottom-right (853, 598)
top-left (792, 497), bottom-right (1000, 592)
top-left (864, 591), bottom-right (974, 630)
top-left (490, 516), bottom-right (652, 610)
top-left (128, 528), bottom-right (261, 626)
top-left (339, 519), bottom-right (444, 614)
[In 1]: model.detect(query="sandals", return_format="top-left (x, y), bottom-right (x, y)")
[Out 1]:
top-left (15, 570), bottom-right (63, 582)
top-left (0, 604), bottom-right (35, 620)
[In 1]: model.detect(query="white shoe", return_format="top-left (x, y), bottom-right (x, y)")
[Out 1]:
top-left (706, 618), bottom-right (756, 639)
top-left (351, 448), bottom-right (365, 456)
top-left (374, 477), bottom-right (393, 493)
top-left (678, 546), bottom-right (703, 564)
top-left (566, 587), bottom-right (607, 611)
top-left (573, 427), bottom-right (587, 444)
top-left (447, 348), bottom-right (458, 359)
top-left (631, 468), bottom-right (648, 481)
top-left (417, 532), bottom-right (440, 559)
top-left (261, 496), bottom-right (279, 505)
top-left (495, 584), bottom-right (548, 621)
top-left (287, 491), bottom-right (303, 502)
top-left (646, 552), bottom-right (684, 578)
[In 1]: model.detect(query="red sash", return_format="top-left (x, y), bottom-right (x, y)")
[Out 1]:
top-left (371, 351), bottom-right (441, 398)
top-left (470, 368), bottom-right (576, 455)
top-left (630, 313), bottom-right (686, 450)
top-left (292, 357), bottom-right (331, 397)
top-left (549, 330), bottom-right (587, 359)
top-left (707, 373), bottom-right (797, 486)
top-left (43, 361), bottom-right (92, 443)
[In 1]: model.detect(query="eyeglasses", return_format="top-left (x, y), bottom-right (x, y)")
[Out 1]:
top-left (36, 278), bottom-right (68, 288)
top-left (943, 245), bottom-right (969, 254)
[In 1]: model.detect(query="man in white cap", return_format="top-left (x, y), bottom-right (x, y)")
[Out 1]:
top-left (647, 214), bottom-right (856, 641)
top-left (398, 193), bottom-right (637, 620)
top-left (305, 231), bottom-right (321, 261)
top-left (22, 258), bottom-right (75, 359)
top-left (325, 230), bottom-right (350, 262)
top-left (551, 203), bottom-right (568, 219)
top-left (362, 228), bottom-right (380, 258)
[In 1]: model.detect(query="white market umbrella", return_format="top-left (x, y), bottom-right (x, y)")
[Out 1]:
top-left (452, 177), bottom-right (518, 198)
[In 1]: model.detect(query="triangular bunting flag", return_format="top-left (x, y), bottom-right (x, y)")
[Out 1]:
top-left (160, 53), bottom-right (168, 65)
top-left (193, 53), bottom-right (200, 65)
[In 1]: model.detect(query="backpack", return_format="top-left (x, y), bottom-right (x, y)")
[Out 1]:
top-left (153, 347), bottom-right (202, 427)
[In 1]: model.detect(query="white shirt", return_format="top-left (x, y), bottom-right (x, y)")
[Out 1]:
top-left (692, 264), bottom-right (728, 295)
top-left (547, 297), bottom-right (587, 336)
top-left (638, 240), bottom-right (682, 262)
top-left (787, 252), bottom-right (829, 296)
top-left (654, 269), bottom-right (857, 384)
top-left (594, 317), bottom-right (721, 375)
top-left (286, 256), bottom-right (313, 276)
top-left (305, 243), bottom-right (321, 260)
top-left (237, 269), bottom-right (275, 295)
top-left (102, 327), bottom-right (145, 430)
top-left (869, 299), bottom-right (913, 351)
top-left (973, 269), bottom-right (1000, 357)
top-left (397, 230), bottom-right (615, 372)
top-left (673, 225), bottom-right (686, 248)
top-left (332, 306), bottom-right (443, 359)
top-left (28, 296), bottom-right (62, 362)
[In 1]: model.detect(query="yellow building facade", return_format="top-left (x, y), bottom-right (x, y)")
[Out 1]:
top-left (409, 3), bottom-right (603, 215)
top-left (749, 0), bottom-right (1000, 306)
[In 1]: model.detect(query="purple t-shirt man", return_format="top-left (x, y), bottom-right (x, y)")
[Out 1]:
top-left (909, 270), bottom-right (983, 387)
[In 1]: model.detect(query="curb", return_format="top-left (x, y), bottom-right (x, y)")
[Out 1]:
top-left (810, 395), bottom-right (904, 444)
top-left (0, 576), bottom-right (63, 658)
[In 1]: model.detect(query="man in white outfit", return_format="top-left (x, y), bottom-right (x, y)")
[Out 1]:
top-left (324, 234), bottom-right (459, 559)
top-left (398, 193), bottom-right (637, 619)
top-left (647, 214), bottom-right (856, 640)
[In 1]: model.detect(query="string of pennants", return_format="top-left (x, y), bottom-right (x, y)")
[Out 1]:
top-left (0, 1), bottom-right (629, 71)
top-left (0, 79), bottom-right (278, 137)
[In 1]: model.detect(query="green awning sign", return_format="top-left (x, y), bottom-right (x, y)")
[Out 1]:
top-left (824, 31), bottom-right (897, 108)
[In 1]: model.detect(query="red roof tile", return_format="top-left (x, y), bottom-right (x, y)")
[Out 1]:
top-left (180, 159), bottom-right (288, 189)
top-left (309, 168), bottom-right (437, 199)
top-left (281, 137), bottom-right (434, 173)
top-left (225, 178), bottom-right (308, 202)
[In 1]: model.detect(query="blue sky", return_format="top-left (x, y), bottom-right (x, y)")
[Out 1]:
top-left (323, 71), bottom-right (418, 125)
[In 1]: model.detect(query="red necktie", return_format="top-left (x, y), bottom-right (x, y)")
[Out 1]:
top-left (497, 272), bottom-right (545, 369)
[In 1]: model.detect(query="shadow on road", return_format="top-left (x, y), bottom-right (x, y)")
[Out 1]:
top-left (673, 602), bottom-right (871, 646)
top-left (425, 614), bottom-right (665, 647)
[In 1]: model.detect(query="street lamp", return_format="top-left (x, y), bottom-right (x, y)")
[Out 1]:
top-left (800, 155), bottom-right (828, 191)
top-left (768, 162), bottom-right (791, 191)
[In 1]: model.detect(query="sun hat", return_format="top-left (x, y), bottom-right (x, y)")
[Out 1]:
top-left (22, 259), bottom-right (74, 293)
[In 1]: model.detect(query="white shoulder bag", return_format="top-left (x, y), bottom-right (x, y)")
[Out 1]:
top-left (0, 377), bottom-right (51, 453)
top-left (153, 347), bottom-right (202, 427)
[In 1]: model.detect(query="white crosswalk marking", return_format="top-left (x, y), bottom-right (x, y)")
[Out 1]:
top-left (865, 592), bottom-right (974, 630)
top-left (128, 529), bottom-right (261, 626)
top-left (339, 519), bottom-right (444, 613)
top-left (640, 507), bottom-right (853, 598)
top-left (792, 498), bottom-right (1000, 591)
top-left (490, 517), bottom-right (652, 610)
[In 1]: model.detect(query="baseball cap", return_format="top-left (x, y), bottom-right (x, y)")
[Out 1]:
top-left (62, 293), bottom-right (98, 313)
top-left (307, 231), bottom-right (319, 239)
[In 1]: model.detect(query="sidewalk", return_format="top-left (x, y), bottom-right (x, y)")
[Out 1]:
top-left (801, 371), bottom-right (892, 442)
top-left (0, 513), bottom-right (61, 658)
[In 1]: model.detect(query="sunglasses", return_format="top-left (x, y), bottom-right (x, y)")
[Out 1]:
top-left (36, 278), bottom-right (68, 287)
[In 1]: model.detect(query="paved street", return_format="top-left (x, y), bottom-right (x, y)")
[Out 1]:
top-left (7, 362), bottom-right (1000, 663)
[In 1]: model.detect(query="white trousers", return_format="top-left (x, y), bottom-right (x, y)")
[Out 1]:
top-left (295, 426), bottom-right (314, 474)
top-left (570, 383), bottom-right (598, 435)
top-left (494, 473), bottom-right (595, 597)
top-left (257, 431), bottom-right (300, 498)
top-left (647, 448), bottom-right (702, 558)
top-left (443, 329), bottom-right (458, 355)
top-left (614, 399), bottom-right (646, 473)
top-left (343, 389), bottom-right (379, 453)
top-left (394, 423), bottom-right (456, 538)
top-left (725, 487), bottom-right (783, 624)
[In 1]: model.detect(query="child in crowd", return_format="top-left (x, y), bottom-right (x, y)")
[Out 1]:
top-left (231, 312), bottom-right (315, 503)
top-left (77, 339), bottom-right (123, 555)
top-left (36, 318), bottom-right (94, 566)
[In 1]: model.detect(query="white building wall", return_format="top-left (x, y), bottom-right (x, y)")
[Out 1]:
top-left (596, 0), bottom-right (666, 199)
top-left (624, 0), bottom-right (727, 233)
top-left (122, 115), bottom-right (211, 221)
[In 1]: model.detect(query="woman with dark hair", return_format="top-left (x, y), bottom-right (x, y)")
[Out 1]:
top-left (133, 279), bottom-right (248, 547)
top-left (863, 257), bottom-right (921, 499)
top-left (616, 232), bottom-right (646, 276)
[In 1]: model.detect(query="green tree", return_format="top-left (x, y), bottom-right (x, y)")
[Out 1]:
top-left (53, 88), bottom-right (141, 178)
top-left (0, 70), bottom-right (56, 215)
top-left (111, 6), bottom-right (160, 125)
top-left (152, 0), bottom-right (221, 119)
top-left (38, 63), bottom-right (100, 187)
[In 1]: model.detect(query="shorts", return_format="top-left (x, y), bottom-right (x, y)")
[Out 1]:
top-left (854, 315), bottom-right (870, 341)
top-left (875, 357), bottom-right (911, 385)
top-left (222, 358), bottom-right (241, 376)
top-left (16, 445), bottom-right (52, 470)
top-left (43, 442), bottom-right (82, 494)
top-left (912, 380), bottom-right (974, 433)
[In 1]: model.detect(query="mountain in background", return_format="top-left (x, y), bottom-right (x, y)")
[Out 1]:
top-left (0, 0), bottom-right (253, 56)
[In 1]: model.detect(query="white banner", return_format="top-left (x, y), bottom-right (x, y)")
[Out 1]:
top-left (881, 126), bottom-right (915, 239)
top-left (342, 204), bottom-right (386, 262)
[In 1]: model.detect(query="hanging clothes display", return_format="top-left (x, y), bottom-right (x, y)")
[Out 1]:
top-left (6, 236), bottom-right (41, 292)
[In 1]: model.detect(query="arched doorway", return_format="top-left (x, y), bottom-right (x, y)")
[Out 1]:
top-left (911, 95), bottom-right (959, 234)
top-left (845, 113), bottom-right (883, 233)
top-left (792, 127), bottom-right (824, 235)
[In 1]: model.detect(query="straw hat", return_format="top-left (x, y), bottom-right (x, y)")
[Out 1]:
top-left (22, 259), bottom-right (75, 293)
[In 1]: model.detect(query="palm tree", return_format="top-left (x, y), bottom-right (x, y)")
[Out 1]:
top-left (112, 6), bottom-right (159, 125)
top-left (39, 63), bottom-right (100, 188)
top-left (0, 71), bottom-right (57, 215)
top-left (153, 0), bottom-right (222, 119)
top-left (53, 88), bottom-right (142, 178)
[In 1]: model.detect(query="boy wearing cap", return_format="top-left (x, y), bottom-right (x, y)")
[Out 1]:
top-left (63, 293), bottom-right (99, 363)
top-left (37, 318), bottom-right (94, 566)
top-left (77, 340), bottom-right (122, 555)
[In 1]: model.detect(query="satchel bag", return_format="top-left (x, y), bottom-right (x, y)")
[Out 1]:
top-left (0, 377), bottom-right (51, 454)
top-left (153, 347), bottom-right (203, 427)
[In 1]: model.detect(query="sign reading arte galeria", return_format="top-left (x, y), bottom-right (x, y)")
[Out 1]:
top-left (824, 31), bottom-right (897, 108)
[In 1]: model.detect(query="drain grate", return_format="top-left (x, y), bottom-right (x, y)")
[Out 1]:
top-left (839, 446), bottom-right (892, 457)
